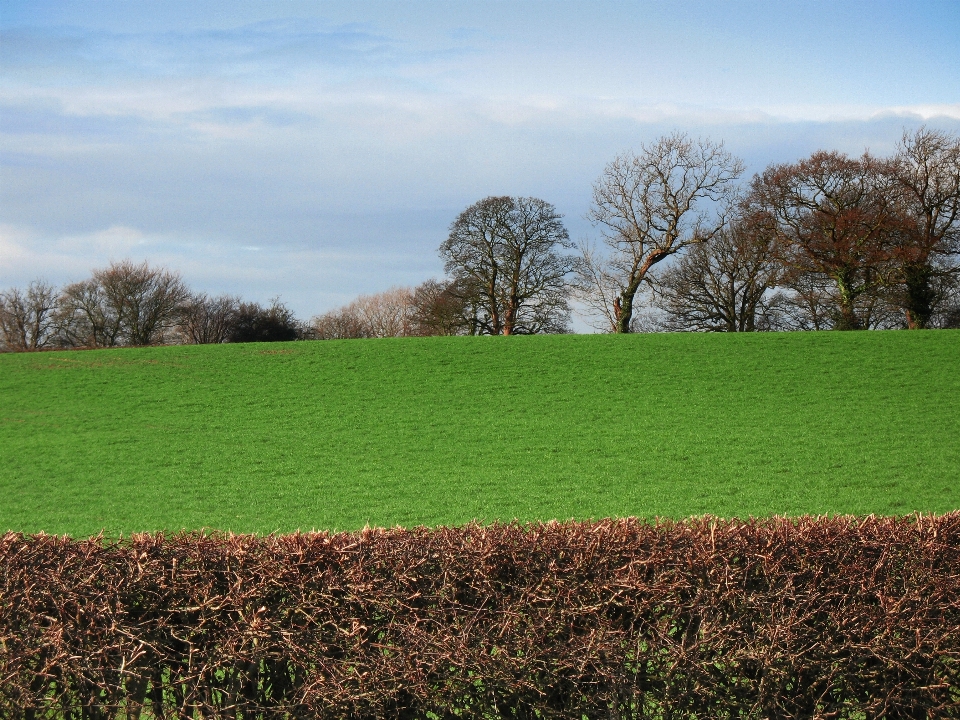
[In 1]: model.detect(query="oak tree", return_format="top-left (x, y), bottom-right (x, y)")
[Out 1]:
top-left (748, 151), bottom-right (900, 330)
top-left (440, 196), bottom-right (574, 335)
top-left (890, 127), bottom-right (960, 328)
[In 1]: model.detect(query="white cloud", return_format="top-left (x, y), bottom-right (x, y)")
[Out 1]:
top-left (3, 5), bottom-right (959, 321)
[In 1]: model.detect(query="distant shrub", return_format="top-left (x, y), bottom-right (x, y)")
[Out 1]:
top-left (227, 298), bottom-right (302, 343)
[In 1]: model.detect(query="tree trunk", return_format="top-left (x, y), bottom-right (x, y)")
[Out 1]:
top-left (503, 294), bottom-right (517, 335)
top-left (614, 254), bottom-right (665, 333)
top-left (488, 294), bottom-right (501, 335)
top-left (615, 282), bottom-right (640, 333)
top-left (834, 270), bottom-right (862, 330)
top-left (903, 262), bottom-right (936, 329)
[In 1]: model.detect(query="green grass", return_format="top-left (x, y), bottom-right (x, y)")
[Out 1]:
top-left (1, 331), bottom-right (958, 536)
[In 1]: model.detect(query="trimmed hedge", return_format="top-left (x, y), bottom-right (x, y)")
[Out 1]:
top-left (2, 515), bottom-right (959, 718)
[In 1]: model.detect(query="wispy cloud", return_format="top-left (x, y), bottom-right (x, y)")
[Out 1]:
top-left (2, 2), bottom-right (959, 319)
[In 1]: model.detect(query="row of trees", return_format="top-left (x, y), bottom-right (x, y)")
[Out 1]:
top-left (0, 261), bottom-right (302, 351)
top-left (316, 127), bottom-right (959, 338)
top-left (0, 258), bottom-right (487, 350)
top-left (635, 129), bottom-right (960, 333)
top-left (3, 128), bottom-right (958, 350)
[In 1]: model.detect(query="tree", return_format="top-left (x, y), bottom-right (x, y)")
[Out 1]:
top-left (440, 196), bottom-right (574, 335)
top-left (311, 287), bottom-right (416, 340)
top-left (311, 305), bottom-right (371, 340)
top-left (571, 240), bottom-right (624, 333)
top-left (575, 132), bottom-right (744, 333)
top-left (353, 287), bottom-right (416, 338)
top-left (774, 272), bottom-right (839, 331)
top-left (653, 219), bottom-right (782, 332)
top-left (0, 280), bottom-right (60, 351)
top-left (228, 298), bottom-right (301, 343)
top-left (58, 260), bottom-right (189, 347)
top-left (57, 277), bottom-right (122, 348)
top-left (409, 279), bottom-right (475, 336)
top-left (748, 151), bottom-right (900, 330)
top-left (935, 273), bottom-right (960, 328)
top-left (312, 281), bottom-right (478, 339)
top-left (890, 127), bottom-right (960, 328)
top-left (176, 293), bottom-right (239, 344)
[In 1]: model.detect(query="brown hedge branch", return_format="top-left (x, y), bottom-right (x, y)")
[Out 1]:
top-left (2, 515), bottom-right (959, 718)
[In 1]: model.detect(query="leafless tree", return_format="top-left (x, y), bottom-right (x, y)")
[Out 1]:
top-left (57, 278), bottom-right (120, 348)
top-left (311, 287), bottom-right (413, 340)
top-left (653, 219), bottom-right (782, 332)
top-left (409, 279), bottom-right (475, 336)
top-left (571, 241), bottom-right (624, 332)
top-left (354, 287), bottom-right (416, 338)
top-left (311, 305), bottom-right (371, 340)
top-left (575, 133), bottom-right (744, 333)
top-left (176, 293), bottom-right (239, 344)
top-left (773, 272), bottom-right (839, 331)
top-left (933, 273), bottom-right (960, 328)
top-left (889, 127), bottom-right (960, 328)
top-left (748, 151), bottom-right (901, 330)
top-left (0, 280), bottom-right (60, 351)
top-left (772, 272), bottom-right (909, 331)
top-left (312, 280), bottom-right (481, 340)
top-left (57, 260), bottom-right (189, 347)
top-left (440, 196), bottom-right (574, 335)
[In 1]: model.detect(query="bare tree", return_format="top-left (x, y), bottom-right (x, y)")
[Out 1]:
top-left (440, 196), bottom-right (574, 335)
top-left (575, 132), bottom-right (744, 333)
top-left (102, 260), bottom-right (189, 346)
top-left (311, 305), bottom-right (371, 340)
top-left (653, 219), bottom-right (782, 332)
top-left (354, 287), bottom-right (416, 338)
top-left (57, 277), bottom-right (122, 348)
top-left (176, 293), bottom-right (239, 344)
top-left (58, 260), bottom-right (189, 347)
top-left (571, 241), bottom-right (624, 332)
top-left (311, 284), bottom-right (474, 339)
top-left (0, 280), bottom-right (60, 351)
top-left (312, 280), bottom-right (480, 340)
top-left (890, 127), bottom-right (960, 328)
top-left (409, 279), bottom-right (475, 336)
top-left (311, 287), bottom-right (413, 340)
top-left (774, 272), bottom-right (840, 331)
top-left (748, 151), bottom-right (901, 330)
top-left (933, 272), bottom-right (960, 328)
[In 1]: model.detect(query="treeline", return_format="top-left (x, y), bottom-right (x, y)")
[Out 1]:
top-left (2, 127), bottom-right (958, 351)
top-left (0, 265), bottom-right (485, 352)
top-left (293, 126), bottom-right (960, 336)
top-left (0, 260), bottom-right (305, 352)
top-left (0, 263), bottom-right (499, 351)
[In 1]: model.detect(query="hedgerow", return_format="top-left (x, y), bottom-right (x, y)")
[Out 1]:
top-left (2, 515), bottom-right (958, 718)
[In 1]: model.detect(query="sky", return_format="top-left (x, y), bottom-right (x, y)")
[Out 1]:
top-left (2, 0), bottom-right (959, 321)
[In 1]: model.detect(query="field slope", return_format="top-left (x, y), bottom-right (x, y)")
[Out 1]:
top-left (1, 331), bottom-right (958, 535)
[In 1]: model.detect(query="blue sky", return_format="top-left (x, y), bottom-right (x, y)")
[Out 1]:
top-left (2, 0), bottom-right (959, 319)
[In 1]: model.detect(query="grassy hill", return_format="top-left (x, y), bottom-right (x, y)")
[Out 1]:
top-left (1, 331), bottom-right (958, 536)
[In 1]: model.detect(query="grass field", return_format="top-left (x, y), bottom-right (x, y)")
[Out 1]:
top-left (1, 331), bottom-right (958, 536)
